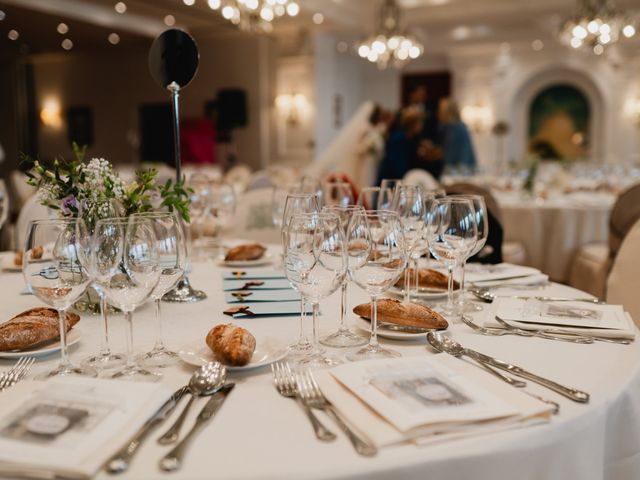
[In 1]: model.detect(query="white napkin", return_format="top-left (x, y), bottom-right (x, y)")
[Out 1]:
top-left (470, 273), bottom-right (549, 288)
top-left (463, 263), bottom-right (543, 284)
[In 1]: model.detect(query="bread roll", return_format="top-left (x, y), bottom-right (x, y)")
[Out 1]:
top-left (224, 244), bottom-right (266, 261)
top-left (0, 308), bottom-right (80, 351)
top-left (206, 323), bottom-right (256, 366)
top-left (395, 268), bottom-right (460, 291)
top-left (353, 298), bottom-right (448, 330)
top-left (13, 246), bottom-right (44, 266)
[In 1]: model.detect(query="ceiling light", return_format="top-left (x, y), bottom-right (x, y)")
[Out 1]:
top-left (623, 24), bottom-right (636, 37)
top-left (0, 10), bottom-right (6, 21)
top-left (8, 29), bottom-right (19, 41)
top-left (114, 2), bottom-right (127, 14)
top-left (593, 44), bottom-right (604, 55)
top-left (207, 0), bottom-right (221, 9)
top-left (216, 0), bottom-right (300, 32)
top-left (183, 0), bottom-right (195, 5)
top-left (286, 2), bottom-right (299, 16)
top-left (61, 38), bottom-right (73, 50)
top-left (57, 23), bottom-right (68, 34)
top-left (108, 33), bottom-right (120, 44)
top-left (164, 15), bottom-right (176, 26)
top-left (313, 13), bottom-right (324, 25)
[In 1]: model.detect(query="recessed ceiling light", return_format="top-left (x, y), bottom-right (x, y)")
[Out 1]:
top-left (8, 29), bottom-right (19, 41)
top-left (108, 33), bottom-right (120, 45)
top-left (0, 10), bottom-right (6, 21)
top-left (312, 13), bottom-right (324, 25)
top-left (61, 38), bottom-right (73, 50)
top-left (532, 39), bottom-right (544, 51)
top-left (114, 2), bottom-right (127, 14)
top-left (57, 23), bottom-right (68, 34)
top-left (183, 0), bottom-right (195, 5)
top-left (164, 14), bottom-right (176, 26)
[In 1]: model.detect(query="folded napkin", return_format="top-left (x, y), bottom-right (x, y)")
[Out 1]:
top-left (222, 278), bottom-right (293, 291)
top-left (315, 356), bottom-right (553, 448)
top-left (470, 273), bottom-right (549, 288)
top-left (0, 377), bottom-right (171, 479)
top-left (223, 301), bottom-right (311, 318)
top-left (484, 298), bottom-right (636, 340)
top-left (225, 290), bottom-right (299, 303)
top-left (461, 263), bottom-right (542, 284)
top-left (222, 270), bottom-right (286, 281)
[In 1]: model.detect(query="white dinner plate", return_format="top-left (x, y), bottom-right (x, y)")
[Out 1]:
top-left (179, 337), bottom-right (287, 371)
top-left (354, 316), bottom-right (428, 341)
top-left (387, 285), bottom-right (451, 300)
top-left (0, 329), bottom-right (82, 359)
top-left (216, 251), bottom-right (274, 268)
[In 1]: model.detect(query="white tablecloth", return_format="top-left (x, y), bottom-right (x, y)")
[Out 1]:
top-left (0, 251), bottom-right (639, 480)
top-left (496, 192), bottom-right (614, 282)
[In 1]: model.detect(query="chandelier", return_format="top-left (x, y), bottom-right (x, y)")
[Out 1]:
top-left (207, 0), bottom-right (300, 33)
top-left (559, 0), bottom-right (637, 55)
top-left (356, 0), bottom-right (423, 69)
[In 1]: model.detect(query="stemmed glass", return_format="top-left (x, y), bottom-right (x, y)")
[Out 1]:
top-left (206, 183), bottom-right (236, 250)
top-left (187, 173), bottom-right (212, 260)
top-left (454, 195), bottom-right (489, 313)
top-left (322, 181), bottom-right (354, 207)
top-left (392, 185), bottom-right (425, 303)
top-left (281, 193), bottom-right (320, 357)
top-left (345, 210), bottom-right (406, 361)
top-left (319, 205), bottom-right (367, 348)
top-left (379, 179), bottom-right (403, 208)
top-left (92, 217), bottom-right (161, 380)
top-left (23, 219), bottom-right (97, 377)
top-left (357, 187), bottom-right (394, 211)
top-left (426, 197), bottom-right (477, 318)
top-left (132, 212), bottom-right (186, 368)
top-left (296, 175), bottom-right (324, 206)
top-left (283, 212), bottom-right (346, 368)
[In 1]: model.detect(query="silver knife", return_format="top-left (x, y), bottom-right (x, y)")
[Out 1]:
top-left (160, 383), bottom-right (235, 472)
top-left (105, 386), bottom-right (188, 474)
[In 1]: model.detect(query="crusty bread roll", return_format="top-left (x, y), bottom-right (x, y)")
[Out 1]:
top-left (13, 246), bottom-right (44, 267)
top-left (224, 244), bottom-right (266, 262)
top-left (353, 298), bottom-right (448, 330)
top-left (206, 323), bottom-right (256, 366)
top-left (394, 268), bottom-right (460, 291)
top-left (0, 307), bottom-right (80, 351)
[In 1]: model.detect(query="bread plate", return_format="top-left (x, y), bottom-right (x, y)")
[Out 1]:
top-left (354, 316), bottom-right (430, 341)
top-left (179, 337), bottom-right (287, 371)
top-left (0, 252), bottom-right (22, 272)
top-left (216, 251), bottom-right (274, 268)
top-left (387, 285), bottom-right (450, 300)
top-left (0, 329), bottom-right (81, 359)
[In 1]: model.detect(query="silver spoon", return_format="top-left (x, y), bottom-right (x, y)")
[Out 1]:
top-left (426, 332), bottom-right (526, 388)
top-left (157, 362), bottom-right (227, 445)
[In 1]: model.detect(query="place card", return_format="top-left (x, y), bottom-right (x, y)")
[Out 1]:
top-left (222, 270), bottom-right (286, 281)
top-left (225, 290), bottom-right (299, 303)
top-left (223, 301), bottom-right (311, 318)
top-left (222, 278), bottom-right (293, 291)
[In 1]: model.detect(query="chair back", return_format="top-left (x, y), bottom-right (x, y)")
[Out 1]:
top-left (607, 217), bottom-right (640, 327)
top-left (15, 194), bottom-right (50, 249)
top-left (609, 182), bottom-right (640, 260)
top-left (224, 188), bottom-right (281, 244)
top-left (403, 169), bottom-right (440, 192)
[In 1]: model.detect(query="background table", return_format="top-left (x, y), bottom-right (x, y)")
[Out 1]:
top-left (0, 250), bottom-right (638, 480)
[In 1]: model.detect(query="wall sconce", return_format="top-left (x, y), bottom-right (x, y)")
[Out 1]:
top-left (40, 97), bottom-right (63, 128)
top-left (276, 93), bottom-right (308, 126)
top-left (625, 97), bottom-right (640, 127)
top-left (461, 104), bottom-right (493, 133)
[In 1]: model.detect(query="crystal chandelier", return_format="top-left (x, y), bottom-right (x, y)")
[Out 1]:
top-left (356, 0), bottom-right (423, 69)
top-left (207, 0), bottom-right (300, 33)
top-left (559, 0), bottom-right (637, 55)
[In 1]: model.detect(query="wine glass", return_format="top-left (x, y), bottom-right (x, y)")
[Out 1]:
top-left (296, 175), bottom-right (324, 206)
top-left (453, 195), bottom-right (489, 313)
top-left (379, 179), bottom-right (403, 209)
top-left (392, 185), bottom-right (425, 303)
top-left (426, 197), bottom-right (477, 318)
top-left (23, 219), bottom-right (97, 378)
top-left (271, 184), bottom-right (295, 228)
top-left (345, 210), bottom-right (406, 361)
top-left (92, 217), bottom-right (161, 380)
top-left (283, 212), bottom-right (346, 368)
top-left (188, 173), bottom-right (212, 260)
top-left (357, 187), bottom-right (394, 211)
top-left (319, 205), bottom-right (367, 348)
top-left (132, 212), bottom-right (186, 368)
top-left (281, 193), bottom-right (320, 357)
top-left (205, 183), bottom-right (236, 251)
top-left (77, 216), bottom-right (125, 370)
top-left (322, 181), bottom-right (354, 207)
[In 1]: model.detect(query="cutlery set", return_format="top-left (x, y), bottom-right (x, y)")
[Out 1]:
top-left (0, 356), bottom-right (35, 391)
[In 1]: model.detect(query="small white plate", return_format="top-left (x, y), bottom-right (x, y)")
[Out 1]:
top-left (178, 337), bottom-right (287, 371)
top-left (0, 252), bottom-right (21, 272)
top-left (354, 317), bottom-right (428, 341)
top-left (388, 285), bottom-right (450, 300)
top-left (216, 251), bottom-right (274, 268)
top-left (0, 330), bottom-right (81, 359)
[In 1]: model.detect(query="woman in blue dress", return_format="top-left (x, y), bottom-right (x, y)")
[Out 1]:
top-left (438, 98), bottom-right (477, 173)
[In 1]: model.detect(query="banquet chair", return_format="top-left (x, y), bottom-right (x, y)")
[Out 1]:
top-left (224, 188), bottom-right (281, 244)
top-left (606, 217), bottom-right (640, 327)
top-left (403, 168), bottom-right (440, 191)
top-left (569, 182), bottom-right (640, 298)
top-left (15, 194), bottom-right (50, 250)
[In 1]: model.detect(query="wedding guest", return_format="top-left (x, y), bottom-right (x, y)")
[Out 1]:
top-left (376, 109), bottom-right (424, 185)
top-left (356, 104), bottom-right (390, 187)
top-left (405, 84), bottom-right (439, 143)
top-left (438, 98), bottom-right (477, 173)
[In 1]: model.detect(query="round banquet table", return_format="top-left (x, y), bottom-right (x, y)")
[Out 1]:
top-left (0, 246), bottom-right (639, 480)
top-left (495, 191), bottom-right (614, 283)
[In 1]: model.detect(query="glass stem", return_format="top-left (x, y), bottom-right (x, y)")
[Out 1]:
top-left (153, 298), bottom-right (165, 351)
top-left (57, 308), bottom-right (71, 368)
top-left (447, 264), bottom-right (455, 311)
top-left (459, 259), bottom-right (467, 308)
top-left (338, 282), bottom-right (348, 332)
top-left (311, 302), bottom-right (320, 347)
top-left (298, 297), bottom-right (309, 344)
top-left (403, 259), bottom-right (411, 303)
top-left (412, 258), bottom-right (419, 301)
top-left (99, 295), bottom-right (111, 357)
top-left (369, 295), bottom-right (379, 348)
top-left (124, 311), bottom-right (135, 368)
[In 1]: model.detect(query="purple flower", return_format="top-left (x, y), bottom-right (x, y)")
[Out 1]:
top-left (60, 195), bottom-right (79, 215)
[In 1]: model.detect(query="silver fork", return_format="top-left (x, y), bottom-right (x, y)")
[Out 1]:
top-left (296, 369), bottom-right (377, 457)
top-left (0, 357), bottom-right (36, 391)
top-left (271, 362), bottom-right (336, 442)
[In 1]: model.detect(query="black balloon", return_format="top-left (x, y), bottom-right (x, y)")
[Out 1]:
top-left (148, 29), bottom-right (199, 89)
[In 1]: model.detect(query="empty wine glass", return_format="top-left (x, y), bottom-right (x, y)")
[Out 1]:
top-left (281, 193), bottom-right (320, 357)
top-left (23, 219), bottom-right (96, 378)
top-left (426, 197), bottom-right (477, 318)
top-left (283, 212), bottom-right (346, 368)
top-left (322, 181), bottom-right (354, 207)
top-left (345, 210), bottom-right (406, 361)
top-left (379, 179), bottom-right (403, 208)
top-left (188, 173), bottom-right (212, 260)
top-left (392, 185), bottom-right (425, 303)
top-left (132, 212), bottom-right (186, 368)
top-left (319, 205), bottom-right (367, 348)
top-left (357, 186), bottom-right (394, 211)
top-left (296, 175), bottom-right (324, 206)
top-left (92, 217), bottom-right (161, 380)
top-left (206, 183), bottom-right (236, 250)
